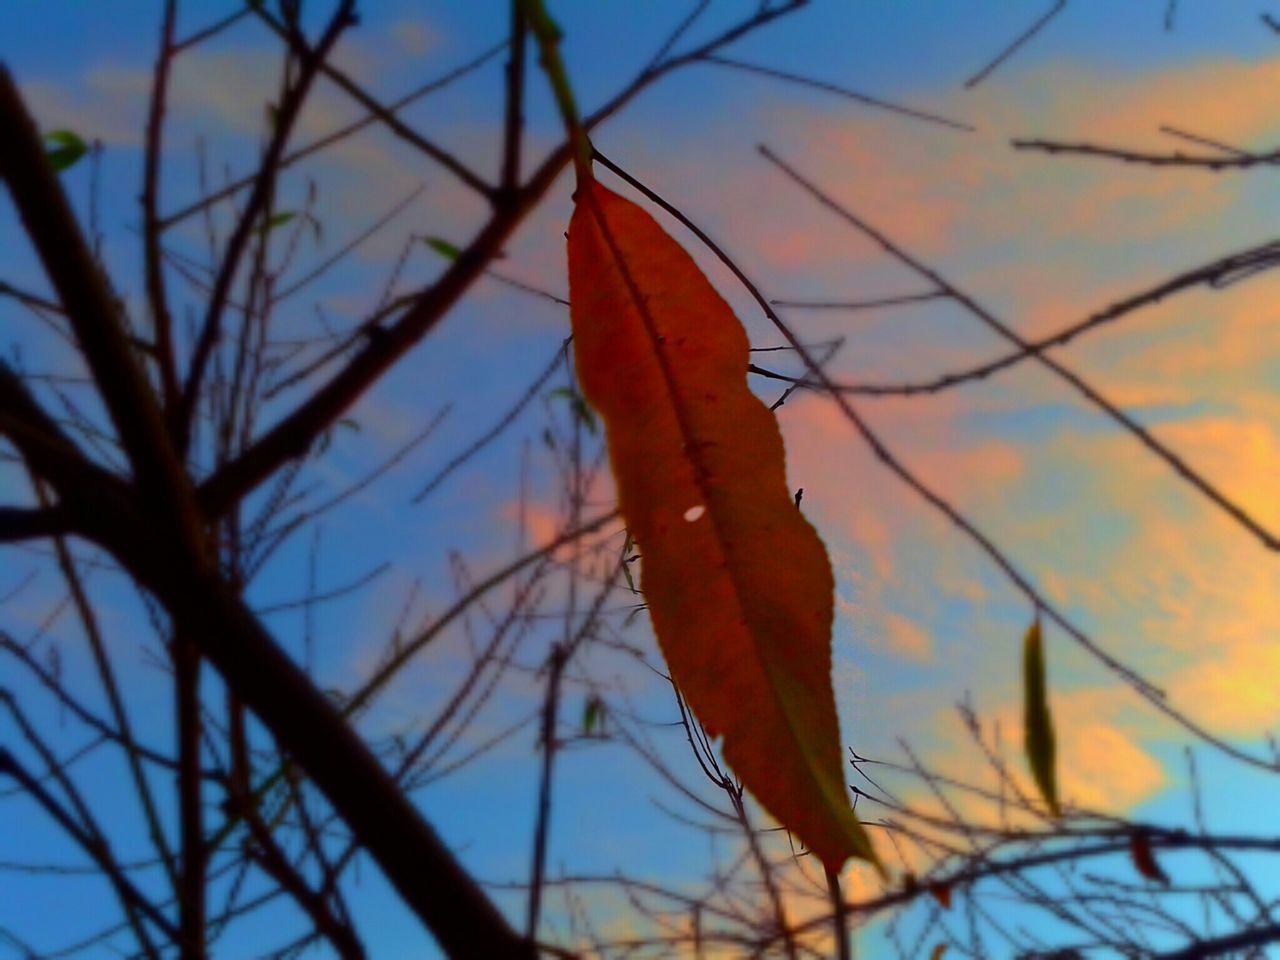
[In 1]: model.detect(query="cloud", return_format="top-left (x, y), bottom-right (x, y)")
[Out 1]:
top-left (878, 611), bottom-right (933, 662)
top-left (20, 70), bottom-right (148, 147)
top-left (1168, 640), bottom-right (1280, 735)
top-left (919, 687), bottom-right (1165, 825)
top-left (781, 391), bottom-right (1026, 588)
top-left (390, 19), bottom-right (437, 57)
top-left (615, 51), bottom-right (1280, 322)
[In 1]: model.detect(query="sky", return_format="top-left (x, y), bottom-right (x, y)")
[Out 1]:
top-left (4, 1), bottom-right (1280, 957)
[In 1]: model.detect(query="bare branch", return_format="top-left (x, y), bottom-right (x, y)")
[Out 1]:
top-left (701, 55), bottom-right (975, 132)
top-left (759, 146), bottom-right (1280, 555)
top-left (0, 505), bottom-right (72, 543)
top-left (1013, 137), bottom-right (1280, 170)
top-left (964, 0), bottom-right (1067, 89)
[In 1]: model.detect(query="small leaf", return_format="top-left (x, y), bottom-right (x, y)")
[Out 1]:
top-left (43, 129), bottom-right (87, 173)
top-left (1023, 615), bottom-right (1061, 816)
top-left (582, 694), bottom-right (604, 734)
top-left (568, 179), bottom-right (880, 874)
top-left (928, 881), bottom-right (952, 909)
top-left (1129, 830), bottom-right (1170, 885)
top-left (254, 211), bottom-right (296, 236)
top-left (423, 236), bottom-right (462, 260)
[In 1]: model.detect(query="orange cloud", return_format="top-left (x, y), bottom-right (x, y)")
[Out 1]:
top-left (922, 687), bottom-right (1165, 823)
top-left (878, 611), bottom-right (933, 662)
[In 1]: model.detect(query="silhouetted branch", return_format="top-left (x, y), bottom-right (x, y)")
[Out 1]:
top-left (0, 505), bottom-right (72, 542)
top-left (759, 146), bottom-right (1280, 555)
top-left (965, 1), bottom-right (1067, 88)
top-left (702, 55), bottom-right (976, 132)
top-left (1013, 137), bottom-right (1280, 170)
top-left (751, 237), bottom-right (1280, 397)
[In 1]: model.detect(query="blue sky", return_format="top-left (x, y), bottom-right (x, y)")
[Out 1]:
top-left (5, 2), bottom-right (1280, 957)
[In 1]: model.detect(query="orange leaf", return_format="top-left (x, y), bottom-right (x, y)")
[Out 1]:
top-left (1129, 830), bottom-right (1170, 885)
top-left (567, 179), bottom-right (880, 873)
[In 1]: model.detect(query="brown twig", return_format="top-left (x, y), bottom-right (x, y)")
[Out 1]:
top-left (964, 0), bottom-right (1067, 88)
top-left (702, 55), bottom-right (975, 132)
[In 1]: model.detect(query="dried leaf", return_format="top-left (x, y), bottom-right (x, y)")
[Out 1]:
top-left (1129, 830), bottom-right (1170, 885)
top-left (567, 179), bottom-right (879, 873)
top-left (1023, 616), bottom-right (1061, 816)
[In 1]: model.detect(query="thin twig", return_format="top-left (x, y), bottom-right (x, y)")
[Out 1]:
top-left (592, 147), bottom-right (1280, 775)
top-left (751, 237), bottom-right (1280, 397)
top-left (527, 643), bottom-right (569, 939)
top-left (1012, 138), bottom-right (1280, 170)
top-left (758, 147), bottom-right (1280, 555)
top-left (965, 0), bottom-right (1067, 88)
top-left (703, 55), bottom-right (975, 132)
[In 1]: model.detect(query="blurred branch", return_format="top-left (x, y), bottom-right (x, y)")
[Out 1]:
top-left (178, 1), bottom-right (359, 456)
top-left (964, 0), bottom-right (1067, 89)
top-left (250, 3), bottom-right (496, 201)
top-left (0, 505), bottom-right (72, 543)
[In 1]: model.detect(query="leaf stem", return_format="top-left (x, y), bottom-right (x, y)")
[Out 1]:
top-left (519, 0), bottom-right (593, 182)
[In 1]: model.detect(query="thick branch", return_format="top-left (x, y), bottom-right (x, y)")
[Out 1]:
top-left (93, 515), bottom-right (532, 959)
top-left (1, 60), bottom-right (531, 959)
top-left (0, 504), bottom-right (72, 542)
top-left (1155, 922), bottom-right (1280, 959)
top-left (0, 68), bottom-right (200, 547)
top-left (0, 362), bottom-right (123, 503)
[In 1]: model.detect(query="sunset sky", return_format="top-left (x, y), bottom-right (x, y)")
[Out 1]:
top-left (4, 1), bottom-right (1280, 956)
